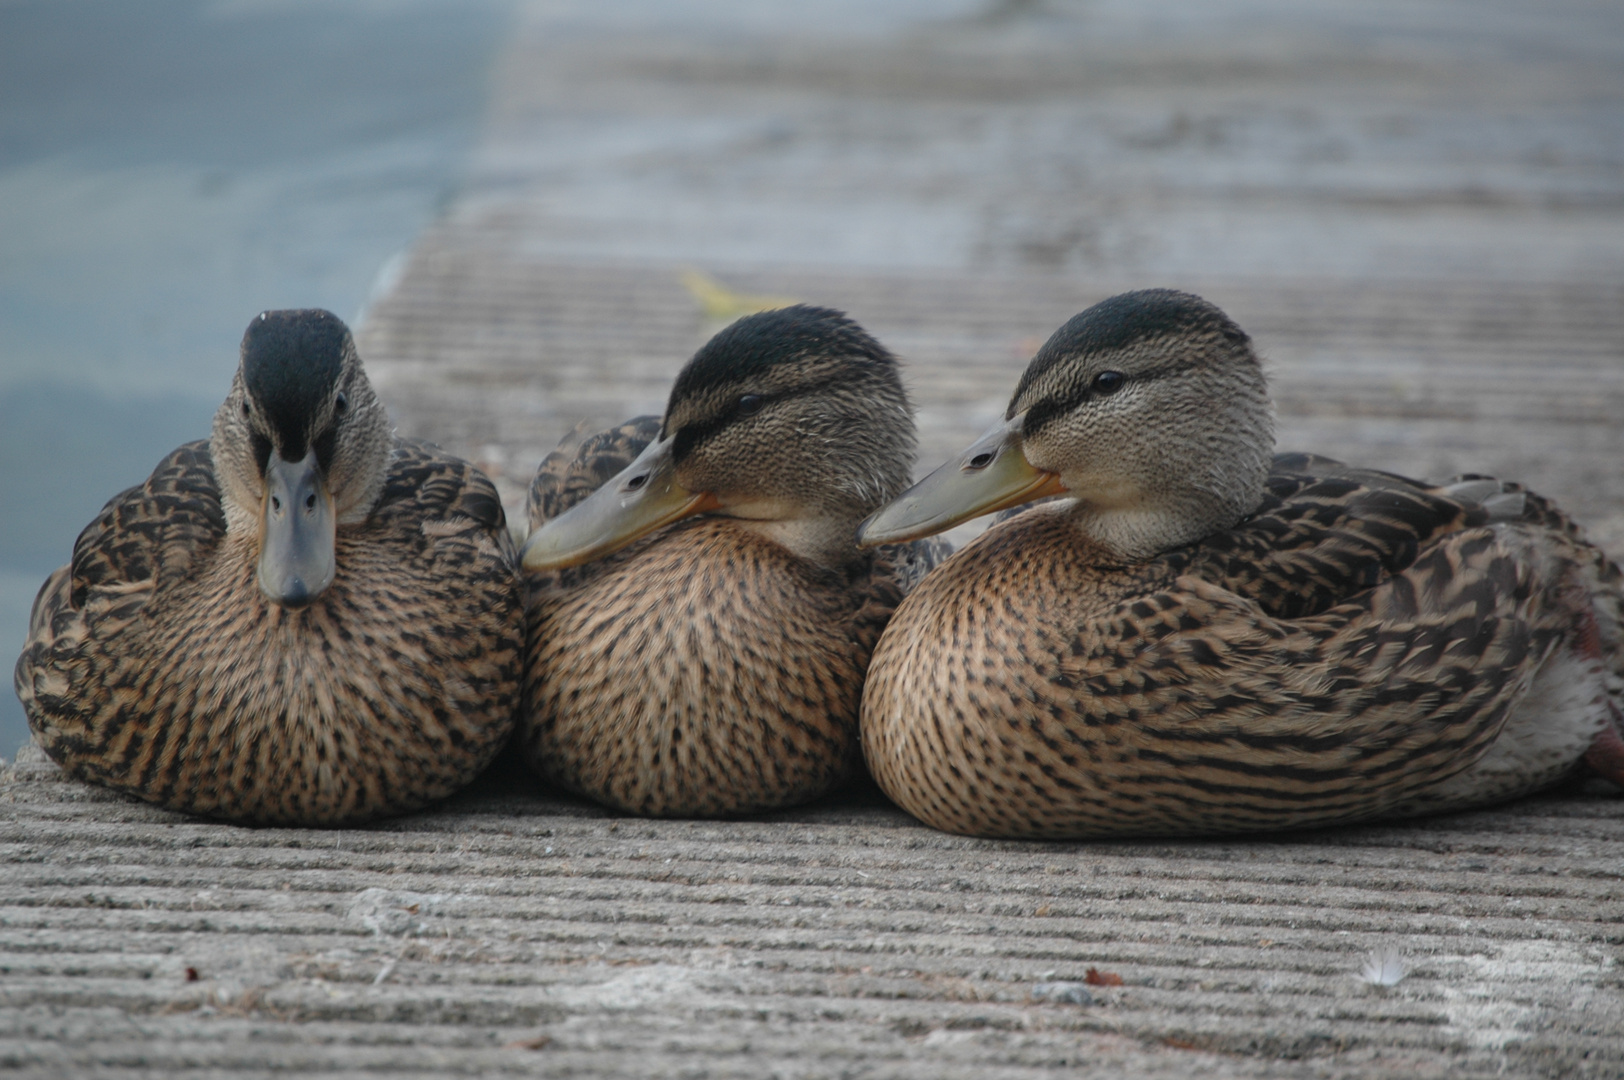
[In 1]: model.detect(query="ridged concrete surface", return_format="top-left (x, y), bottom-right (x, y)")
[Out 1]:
top-left (3, 746), bottom-right (1621, 1078)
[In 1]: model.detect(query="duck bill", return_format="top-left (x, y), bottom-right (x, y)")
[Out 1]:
top-left (522, 435), bottom-right (721, 571)
top-left (858, 412), bottom-right (1066, 546)
top-left (258, 448), bottom-right (336, 607)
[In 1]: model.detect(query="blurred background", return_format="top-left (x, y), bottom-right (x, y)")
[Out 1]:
top-left (3, 0), bottom-right (1623, 758)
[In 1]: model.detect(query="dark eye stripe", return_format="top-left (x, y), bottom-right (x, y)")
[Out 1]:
top-left (667, 374), bottom-right (845, 463)
top-left (313, 428), bottom-right (338, 474)
top-left (250, 432), bottom-right (273, 476)
top-left (1019, 359), bottom-right (1194, 439)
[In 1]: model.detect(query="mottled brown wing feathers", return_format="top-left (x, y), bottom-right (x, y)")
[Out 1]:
top-left (874, 536), bottom-right (954, 598)
top-left (67, 440), bottom-right (226, 611)
top-left (381, 438), bottom-right (500, 526)
top-left (832, 538), bottom-right (955, 667)
top-left (1051, 460), bottom-right (1571, 807)
top-left (1038, 522), bottom-right (1554, 825)
top-left (1268, 451), bottom-right (1426, 492)
top-left (378, 438), bottom-right (518, 565)
top-left (1174, 455), bottom-right (1492, 620)
top-left (1466, 477), bottom-right (1591, 543)
top-left (528, 416), bottom-right (663, 533)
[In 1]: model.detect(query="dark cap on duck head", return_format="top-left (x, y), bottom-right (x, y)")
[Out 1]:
top-left (241, 309), bottom-right (351, 462)
top-left (1010, 289), bottom-right (1251, 423)
top-left (666, 304), bottom-right (896, 410)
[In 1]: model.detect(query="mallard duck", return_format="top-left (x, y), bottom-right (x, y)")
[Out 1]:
top-left (13, 309), bottom-right (523, 825)
top-left (519, 304), bottom-right (948, 817)
top-left (858, 289), bottom-right (1624, 840)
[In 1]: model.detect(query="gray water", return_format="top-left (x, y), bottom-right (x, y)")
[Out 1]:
top-left (0, 0), bottom-right (517, 758)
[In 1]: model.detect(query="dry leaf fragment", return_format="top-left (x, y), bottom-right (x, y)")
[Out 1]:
top-left (184, 967), bottom-right (200, 982)
top-left (504, 1036), bottom-right (553, 1051)
top-left (1084, 967), bottom-right (1123, 987)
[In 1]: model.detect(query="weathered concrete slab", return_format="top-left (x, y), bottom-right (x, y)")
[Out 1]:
top-left (4, 745), bottom-right (1622, 1078)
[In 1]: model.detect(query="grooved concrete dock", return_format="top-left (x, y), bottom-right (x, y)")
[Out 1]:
top-left (3, 745), bottom-right (1622, 1078)
top-left (5, 1), bottom-right (1623, 1075)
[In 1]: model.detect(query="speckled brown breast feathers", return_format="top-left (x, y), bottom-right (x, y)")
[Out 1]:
top-left (522, 519), bottom-right (911, 816)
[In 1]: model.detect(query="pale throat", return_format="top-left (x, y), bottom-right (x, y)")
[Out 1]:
top-left (718, 496), bottom-right (869, 568)
top-left (221, 488), bottom-right (262, 538)
top-left (1063, 487), bottom-right (1249, 562)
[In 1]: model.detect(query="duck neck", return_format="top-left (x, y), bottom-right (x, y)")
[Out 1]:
top-left (1064, 485), bottom-right (1262, 563)
top-left (727, 508), bottom-right (869, 570)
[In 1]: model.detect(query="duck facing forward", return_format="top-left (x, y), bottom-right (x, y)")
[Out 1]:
top-left (520, 305), bottom-right (946, 817)
top-left (858, 289), bottom-right (1624, 840)
top-left (15, 309), bottom-right (524, 825)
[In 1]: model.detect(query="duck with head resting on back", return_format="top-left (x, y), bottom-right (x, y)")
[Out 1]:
top-left (15, 309), bottom-right (524, 825)
top-left (519, 304), bottom-right (948, 818)
top-left (858, 289), bottom-right (1624, 840)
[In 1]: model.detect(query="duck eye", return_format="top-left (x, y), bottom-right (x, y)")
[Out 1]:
top-left (737, 394), bottom-right (764, 416)
top-left (1092, 370), bottom-right (1125, 395)
top-left (334, 391), bottom-right (349, 414)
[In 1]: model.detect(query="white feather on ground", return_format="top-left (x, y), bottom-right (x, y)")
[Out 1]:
top-left (1359, 947), bottom-right (1408, 987)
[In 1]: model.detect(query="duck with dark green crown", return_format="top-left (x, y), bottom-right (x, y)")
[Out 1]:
top-left (858, 289), bottom-right (1624, 840)
top-left (519, 305), bottom-right (947, 817)
top-left (14, 309), bottom-right (524, 826)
